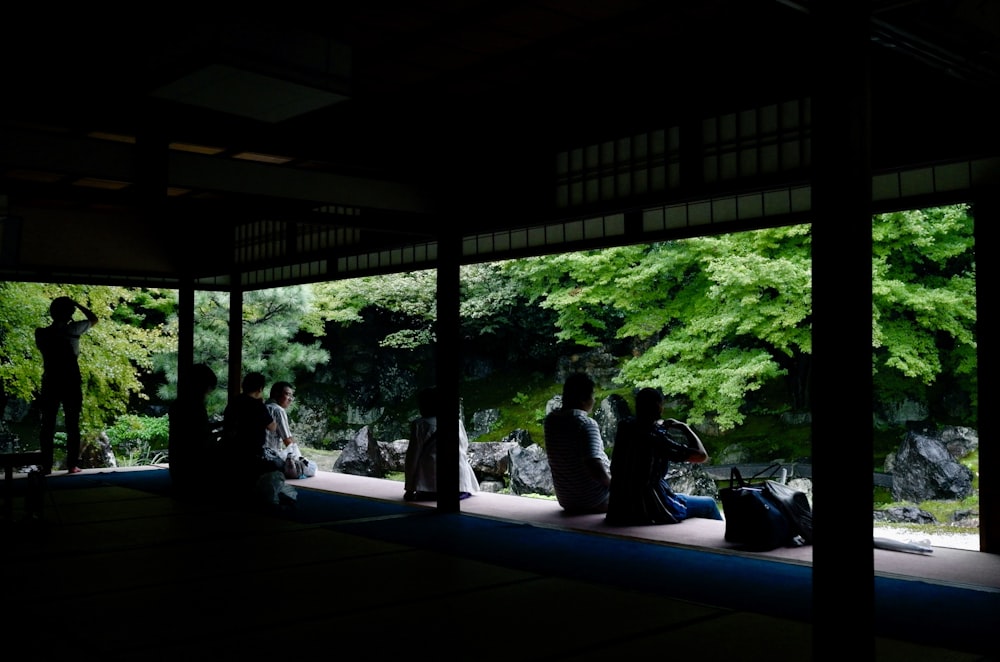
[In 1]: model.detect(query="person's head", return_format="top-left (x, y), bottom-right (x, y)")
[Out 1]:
top-left (417, 387), bottom-right (439, 418)
top-left (191, 363), bottom-right (218, 396)
top-left (241, 371), bottom-right (266, 396)
top-left (634, 387), bottom-right (665, 422)
top-left (49, 296), bottom-right (76, 322)
top-left (269, 381), bottom-right (295, 409)
top-left (562, 372), bottom-right (596, 411)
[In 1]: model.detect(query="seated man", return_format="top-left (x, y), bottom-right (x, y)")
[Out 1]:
top-left (606, 387), bottom-right (722, 525)
top-left (543, 372), bottom-right (611, 514)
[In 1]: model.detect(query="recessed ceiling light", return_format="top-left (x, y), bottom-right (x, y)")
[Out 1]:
top-left (169, 142), bottom-right (226, 155)
top-left (72, 177), bottom-right (131, 190)
top-left (232, 152), bottom-right (294, 165)
top-left (88, 131), bottom-right (136, 144)
top-left (151, 64), bottom-right (349, 123)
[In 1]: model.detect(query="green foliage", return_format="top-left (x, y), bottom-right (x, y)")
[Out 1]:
top-left (105, 414), bottom-right (170, 450)
top-left (308, 264), bottom-right (562, 366)
top-left (501, 207), bottom-right (976, 433)
top-left (873, 485), bottom-right (894, 507)
top-left (104, 414), bottom-right (171, 468)
top-left (308, 271), bottom-right (437, 348)
top-left (0, 281), bottom-right (51, 401)
top-left (503, 247), bottom-right (647, 348)
top-left (503, 228), bottom-right (812, 431)
top-left (0, 205), bottom-right (979, 489)
top-left (462, 368), bottom-right (553, 443)
top-left (871, 205), bottom-right (977, 420)
top-left (0, 282), bottom-right (174, 432)
top-left (153, 286), bottom-right (330, 413)
top-left (115, 440), bottom-right (168, 467)
top-left (461, 264), bottom-right (566, 362)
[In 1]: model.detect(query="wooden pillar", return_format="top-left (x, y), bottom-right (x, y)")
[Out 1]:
top-left (973, 191), bottom-right (999, 554)
top-left (176, 284), bottom-right (195, 399)
top-left (811, 2), bottom-right (873, 657)
top-left (228, 287), bottom-right (243, 400)
top-left (435, 228), bottom-right (462, 513)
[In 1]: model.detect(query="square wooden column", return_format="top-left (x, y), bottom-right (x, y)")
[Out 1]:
top-left (811, 2), bottom-right (874, 657)
top-left (435, 228), bottom-right (462, 513)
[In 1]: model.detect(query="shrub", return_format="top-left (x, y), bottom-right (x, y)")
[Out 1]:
top-left (106, 415), bottom-right (169, 453)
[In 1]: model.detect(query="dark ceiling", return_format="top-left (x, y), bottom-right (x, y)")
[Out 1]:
top-left (1, 1), bottom-right (999, 281)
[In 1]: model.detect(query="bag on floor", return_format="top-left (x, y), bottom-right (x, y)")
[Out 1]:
top-left (262, 446), bottom-right (285, 472)
top-left (283, 453), bottom-right (306, 479)
top-left (762, 479), bottom-right (813, 545)
top-left (300, 456), bottom-right (317, 478)
top-left (719, 465), bottom-right (793, 551)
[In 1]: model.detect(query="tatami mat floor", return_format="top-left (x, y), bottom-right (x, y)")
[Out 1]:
top-left (2, 467), bottom-right (995, 661)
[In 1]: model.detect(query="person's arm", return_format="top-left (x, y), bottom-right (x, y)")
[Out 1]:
top-left (582, 417), bottom-right (612, 487)
top-left (585, 457), bottom-right (612, 487)
top-left (262, 405), bottom-right (277, 433)
top-left (272, 405), bottom-right (294, 445)
top-left (75, 301), bottom-right (99, 327)
top-left (662, 418), bottom-right (709, 463)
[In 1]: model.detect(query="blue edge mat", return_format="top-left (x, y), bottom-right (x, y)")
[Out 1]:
top-left (29, 469), bottom-right (999, 654)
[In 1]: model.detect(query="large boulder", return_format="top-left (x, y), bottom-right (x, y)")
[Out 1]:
top-left (596, 394), bottom-right (630, 449)
top-left (891, 430), bottom-right (975, 502)
top-left (938, 425), bottom-right (979, 459)
top-left (467, 440), bottom-right (519, 482)
top-left (508, 444), bottom-right (554, 496)
top-left (378, 439), bottom-right (409, 473)
top-left (873, 505), bottom-right (936, 524)
top-left (334, 426), bottom-right (383, 477)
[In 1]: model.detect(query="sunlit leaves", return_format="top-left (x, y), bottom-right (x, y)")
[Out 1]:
top-left (154, 286), bottom-right (330, 413)
top-left (0, 282), bottom-right (174, 432)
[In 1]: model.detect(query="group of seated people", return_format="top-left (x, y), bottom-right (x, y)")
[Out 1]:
top-left (545, 372), bottom-right (722, 524)
top-left (171, 365), bottom-right (715, 526)
top-left (168, 367), bottom-right (308, 508)
top-left (404, 372), bottom-right (720, 527)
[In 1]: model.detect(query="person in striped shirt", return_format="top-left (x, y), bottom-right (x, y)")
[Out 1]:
top-left (543, 372), bottom-right (612, 514)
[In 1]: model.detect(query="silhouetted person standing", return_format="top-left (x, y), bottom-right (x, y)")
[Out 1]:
top-left (35, 296), bottom-right (99, 475)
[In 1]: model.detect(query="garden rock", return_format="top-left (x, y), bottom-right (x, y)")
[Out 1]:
top-left (873, 506), bottom-right (936, 525)
top-left (508, 443), bottom-right (554, 496)
top-left (890, 429), bottom-right (974, 502)
top-left (334, 425), bottom-right (383, 477)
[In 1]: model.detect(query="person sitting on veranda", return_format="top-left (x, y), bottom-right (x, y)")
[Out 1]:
top-left (404, 387), bottom-right (479, 501)
top-left (543, 372), bottom-right (612, 514)
top-left (168, 363), bottom-right (220, 498)
top-left (606, 387), bottom-right (722, 525)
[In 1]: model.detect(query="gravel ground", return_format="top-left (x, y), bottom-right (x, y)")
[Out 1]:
top-left (873, 525), bottom-right (979, 551)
